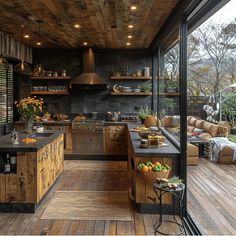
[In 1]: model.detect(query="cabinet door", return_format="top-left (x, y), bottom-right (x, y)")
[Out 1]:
top-left (47, 125), bottom-right (66, 149)
top-left (44, 144), bottom-right (51, 189)
top-left (58, 134), bottom-right (64, 173)
top-left (0, 175), bottom-right (6, 202)
top-left (88, 133), bottom-right (103, 154)
top-left (109, 126), bottom-right (126, 141)
top-left (104, 126), bottom-right (127, 155)
top-left (37, 144), bottom-right (50, 201)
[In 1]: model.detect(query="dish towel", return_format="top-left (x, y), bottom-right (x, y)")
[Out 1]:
top-left (208, 137), bottom-right (236, 162)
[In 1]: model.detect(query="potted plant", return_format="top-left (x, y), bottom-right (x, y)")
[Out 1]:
top-left (138, 84), bottom-right (152, 93)
top-left (165, 79), bottom-right (179, 92)
top-left (137, 105), bottom-right (152, 123)
top-left (222, 93), bottom-right (236, 134)
top-left (15, 96), bottom-right (44, 132)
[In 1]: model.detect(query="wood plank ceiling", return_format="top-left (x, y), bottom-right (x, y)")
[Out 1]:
top-left (0, 0), bottom-right (178, 49)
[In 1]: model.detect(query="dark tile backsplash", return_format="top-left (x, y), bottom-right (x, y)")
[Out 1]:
top-left (23, 48), bottom-right (153, 115)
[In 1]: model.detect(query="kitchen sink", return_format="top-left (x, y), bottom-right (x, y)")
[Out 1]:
top-left (30, 133), bottom-right (53, 138)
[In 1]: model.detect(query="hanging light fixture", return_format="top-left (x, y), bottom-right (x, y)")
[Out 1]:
top-left (14, 25), bottom-right (32, 75)
top-left (0, 31), bottom-right (10, 69)
top-left (33, 20), bottom-right (44, 76)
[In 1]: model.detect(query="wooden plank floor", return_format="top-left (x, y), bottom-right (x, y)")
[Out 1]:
top-left (0, 160), bottom-right (181, 235)
top-left (187, 158), bottom-right (236, 235)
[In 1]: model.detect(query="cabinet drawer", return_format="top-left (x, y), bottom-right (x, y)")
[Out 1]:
top-left (47, 125), bottom-right (65, 131)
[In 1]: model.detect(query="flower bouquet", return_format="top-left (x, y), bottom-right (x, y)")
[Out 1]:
top-left (15, 96), bottom-right (44, 132)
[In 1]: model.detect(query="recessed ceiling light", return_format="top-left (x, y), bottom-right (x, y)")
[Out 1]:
top-left (128, 35), bottom-right (132, 39)
top-left (36, 42), bottom-right (41, 46)
top-left (130, 5), bottom-right (137, 10)
top-left (83, 42), bottom-right (88, 46)
top-left (126, 42), bottom-right (131, 46)
top-left (74, 24), bottom-right (80, 28)
top-left (24, 34), bottom-right (30, 39)
top-left (128, 24), bottom-right (134, 28)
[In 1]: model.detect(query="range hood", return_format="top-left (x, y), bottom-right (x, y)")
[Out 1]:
top-left (71, 48), bottom-right (108, 89)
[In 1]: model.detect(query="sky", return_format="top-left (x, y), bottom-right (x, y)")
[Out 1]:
top-left (206, 0), bottom-right (236, 24)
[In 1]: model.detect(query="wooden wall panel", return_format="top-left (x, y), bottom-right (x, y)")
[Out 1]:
top-left (0, 1), bottom-right (178, 49)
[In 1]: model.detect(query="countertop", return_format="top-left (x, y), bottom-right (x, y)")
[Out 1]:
top-left (127, 123), bottom-right (180, 157)
top-left (15, 120), bottom-right (72, 126)
top-left (0, 130), bottom-right (64, 152)
top-left (15, 120), bottom-right (130, 126)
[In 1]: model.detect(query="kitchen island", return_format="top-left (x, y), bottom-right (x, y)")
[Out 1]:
top-left (0, 131), bottom-right (64, 213)
top-left (127, 123), bottom-right (180, 213)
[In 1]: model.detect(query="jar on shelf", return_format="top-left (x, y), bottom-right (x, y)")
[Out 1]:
top-left (53, 71), bottom-right (58, 77)
top-left (46, 71), bottom-right (52, 76)
top-left (61, 70), bottom-right (67, 77)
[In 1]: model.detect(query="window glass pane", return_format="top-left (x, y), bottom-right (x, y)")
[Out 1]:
top-left (158, 42), bottom-right (180, 141)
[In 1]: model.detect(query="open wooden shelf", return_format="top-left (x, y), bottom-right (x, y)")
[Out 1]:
top-left (30, 76), bottom-right (70, 80)
top-left (110, 92), bottom-right (152, 96)
top-left (159, 92), bottom-right (180, 96)
top-left (30, 91), bottom-right (69, 95)
top-left (111, 76), bottom-right (152, 80)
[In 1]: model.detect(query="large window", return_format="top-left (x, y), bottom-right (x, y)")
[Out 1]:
top-left (0, 64), bottom-right (13, 130)
top-left (158, 42), bottom-right (180, 141)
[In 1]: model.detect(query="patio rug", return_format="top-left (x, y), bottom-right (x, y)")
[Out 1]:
top-left (41, 191), bottom-right (132, 221)
top-left (64, 160), bottom-right (127, 171)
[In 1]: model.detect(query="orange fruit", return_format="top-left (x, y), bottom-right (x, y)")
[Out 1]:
top-left (155, 161), bottom-right (161, 166)
top-left (148, 166), bottom-right (152, 171)
top-left (142, 165), bottom-right (149, 172)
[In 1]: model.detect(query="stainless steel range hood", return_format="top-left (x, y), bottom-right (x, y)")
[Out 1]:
top-left (71, 48), bottom-right (108, 89)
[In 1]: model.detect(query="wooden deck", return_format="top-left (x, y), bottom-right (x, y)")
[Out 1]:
top-left (0, 160), bottom-right (181, 235)
top-left (187, 158), bottom-right (236, 235)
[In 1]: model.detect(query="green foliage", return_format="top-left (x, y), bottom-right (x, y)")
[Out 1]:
top-left (137, 105), bottom-right (152, 120)
top-left (166, 79), bottom-right (179, 88)
top-left (222, 93), bottom-right (236, 127)
top-left (163, 98), bottom-right (176, 114)
top-left (138, 84), bottom-right (152, 92)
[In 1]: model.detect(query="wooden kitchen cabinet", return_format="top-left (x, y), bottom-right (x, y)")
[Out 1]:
top-left (46, 125), bottom-right (72, 154)
top-left (0, 134), bottom-right (64, 204)
top-left (104, 125), bottom-right (127, 156)
top-left (37, 134), bottom-right (63, 201)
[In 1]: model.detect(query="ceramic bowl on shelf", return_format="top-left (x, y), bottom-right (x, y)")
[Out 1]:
top-left (132, 88), bottom-right (141, 92)
top-left (120, 86), bottom-right (132, 92)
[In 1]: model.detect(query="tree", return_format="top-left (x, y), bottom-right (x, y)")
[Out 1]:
top-left (190, 21), bottom-right (236, 94)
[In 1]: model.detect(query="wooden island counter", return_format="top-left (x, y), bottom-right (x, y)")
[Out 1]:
top-left (127, 124), bottom-right (180, 213)
top-left (0, 131), bottom-right (64, 213)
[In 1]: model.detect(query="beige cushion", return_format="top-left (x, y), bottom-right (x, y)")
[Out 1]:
top-left (187, 116), bottom-right (192, 124)
top-left (195, 120), bottom-right (204, 129)
top-left (203, 122), bottom-right (212, 133)
top-left (188, 126), bottom-right (195, 132)
top-left (209, 124), bottom-right (219, 137)
top-left (189, 117), bottom-right (198, 126)
top-left (187, 143), bottom-right (199, 156)
top-left (199, 132), bottom-right (212, 141)
top-left (218, 126), bottom-right (228, 137)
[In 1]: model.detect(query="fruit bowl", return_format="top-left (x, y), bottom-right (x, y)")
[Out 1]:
top-left (138, 130), bottom-right (154, 139)
top-left (53, 114), bottom-right (68, 121)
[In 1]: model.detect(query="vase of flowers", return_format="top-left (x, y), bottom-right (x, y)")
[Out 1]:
top-left (15, 96), bottom-right (44, 132)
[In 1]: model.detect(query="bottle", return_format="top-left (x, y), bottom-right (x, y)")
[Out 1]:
top-left (126, 65), bottom-right (129, 76)
top-left (4, 153), bottom-right (11, 174)
top-left (10, 155), bottom-right (17, 173)
top-left (61, 70), bottom-right (67, 77)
